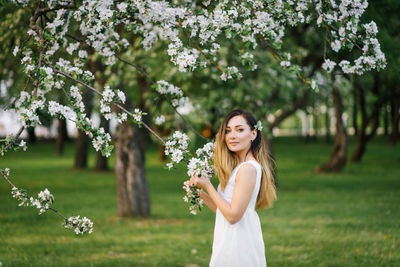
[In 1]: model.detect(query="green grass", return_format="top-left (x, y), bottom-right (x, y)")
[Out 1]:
top-left (0, 136), bottom-right (399, 266)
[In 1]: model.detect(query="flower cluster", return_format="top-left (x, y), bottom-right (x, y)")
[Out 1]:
top-left (184, 142), bottom-right (216, 215)
top-left (100, 86), bottom-right (128, 123)
top-left (155, 80), bottom-right (192, 111)
top-left (132, 108), bottom-right (146, 126)
top-left (64, 215), bottom-right (94, 235)
top-left (11, 187), bottom-right (54, 214)
top-left (183, 181), bottom-right (203, 215)
top-left (315, 1), bottom-right (386, 74)
top-left (11, 187), bottom-right (31, 207)
top-left (164, 131), bottom-right (190, 169)
top-left (48, 101), bottom-right (76, 120)
top-left (0, 137), bottom-right (28, 156)
top-left (154, 115), bottom-right (166, 126)
top-left (3, 168), bottom-right (94, 235)
top-left (30, 188), bottom-right (55, 215)
top-left (187, 142), bottom-right (215, 179)
top-left (11, 90), bottom-right (44, 128)
top-left (254, 121), bottom-right (263, 131)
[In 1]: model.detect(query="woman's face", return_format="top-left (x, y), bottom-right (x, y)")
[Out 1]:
top-left (224, 115), bottom-right (256, 153)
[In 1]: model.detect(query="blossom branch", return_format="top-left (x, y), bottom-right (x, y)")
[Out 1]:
top-left (311, 0), bottom-right (363, 51)
top-left (1, 168), bottom-right (93, 234)
top-left (2, 126), bottom-right (25, 151)
top-left (115, 55), bottom-right (210, 141)
top-left (0, 169), bottom-right (17, 188)
top-left (51, 65), bottom-right (165, 144)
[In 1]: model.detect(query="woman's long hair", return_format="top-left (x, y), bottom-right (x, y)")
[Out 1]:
top-left (214, 109), bottom-right (277, 209)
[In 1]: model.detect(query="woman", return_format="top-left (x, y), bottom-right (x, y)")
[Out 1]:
top-left (188, 109), bottom-right (277, 267)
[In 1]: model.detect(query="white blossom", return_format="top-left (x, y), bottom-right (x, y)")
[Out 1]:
top-left (13, 46), bottom-right (19, 56)
top-left (322, 59), bottom-right (337, 73)
top-left (155, 115), bottom-right (165, 125)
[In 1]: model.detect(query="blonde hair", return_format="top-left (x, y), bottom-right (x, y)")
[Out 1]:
top-left (213, 109), bottom-right (277, 209)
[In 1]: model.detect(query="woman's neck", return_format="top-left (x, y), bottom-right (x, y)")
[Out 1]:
top-left (237, 151), bottom-right (255, 163)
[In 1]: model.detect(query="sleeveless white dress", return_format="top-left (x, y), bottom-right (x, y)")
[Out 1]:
top-left (210, 160), bottom-right (267, 267)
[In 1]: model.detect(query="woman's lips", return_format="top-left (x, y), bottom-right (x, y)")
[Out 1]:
top-left (229, 142), bottom-right (239, 146)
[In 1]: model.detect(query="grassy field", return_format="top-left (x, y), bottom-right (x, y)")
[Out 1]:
top-left (0, 136), bottom-right (399, 267)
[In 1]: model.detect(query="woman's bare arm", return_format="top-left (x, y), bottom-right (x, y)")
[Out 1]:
top-left (194, 163), bottom-right (257, 224)
top-left (199, 190), bottom-right (217, 213)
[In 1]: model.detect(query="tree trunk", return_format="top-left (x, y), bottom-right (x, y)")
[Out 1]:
top-left (27, 127), bottom-right (36, 143)
top-left (114, 72), bottom-right (151, 217)
top-left (95, 115), bottom-right (110, 171)
top-left (115, 121), bottom-right (150, 217)
top-left (74, 130), bottom-right (89, 168)
top-left (350, 81), bottom-right (381, 162)
top-left (56, 118), bottom-right (68, 156)
top-left (313, 105), bottom-right (319, 141)
top-left (314, 87), bottom-right (347, 173)
top-left (325, 98), bottom-right (331, 143)
top-left (352, 87), bottom-right (358, 136)
top-left (74, 89), bottom-right (93, 169)
top-left (383, 104), bottom-right (389, 136)
top-left (389, 96), bottom-right (399, 146)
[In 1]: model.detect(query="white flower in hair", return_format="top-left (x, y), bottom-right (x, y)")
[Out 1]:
top-left (254, 120), bottom-right (263, 131)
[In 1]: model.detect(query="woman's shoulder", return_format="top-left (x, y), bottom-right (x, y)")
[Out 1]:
top-left (235, 160), bottom-right (260, 175)
top-left (240, 159), bottom-right (261, 170)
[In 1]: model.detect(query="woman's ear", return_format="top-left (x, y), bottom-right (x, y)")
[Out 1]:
top-left (252, 129), bottom-right (257, 139)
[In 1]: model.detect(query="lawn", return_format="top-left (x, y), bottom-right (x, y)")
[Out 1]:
top-left (0, 136), bottom-right (399, 266)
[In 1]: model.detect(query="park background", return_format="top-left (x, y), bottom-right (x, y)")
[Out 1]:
top-left (1, 0), bottom-right (400, 266)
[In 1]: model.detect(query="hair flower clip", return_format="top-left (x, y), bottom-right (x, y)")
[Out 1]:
top-left (254, 120), bottom-right (263, 131)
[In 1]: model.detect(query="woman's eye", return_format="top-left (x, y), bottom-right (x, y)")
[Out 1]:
top-left (238, 129), bottom-right (243, 132)
top-left (225, 130), bottom-right (230, 134)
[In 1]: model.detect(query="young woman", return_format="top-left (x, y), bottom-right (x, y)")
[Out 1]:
top-left (187, 109), bottom-right (277, 267)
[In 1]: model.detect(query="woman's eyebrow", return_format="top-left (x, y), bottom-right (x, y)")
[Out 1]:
top-left (226, 125), bottom-right (245, 128)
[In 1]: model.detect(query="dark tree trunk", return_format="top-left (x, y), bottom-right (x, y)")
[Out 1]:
top-left (56, 118), bottom-right (68, 156)
top-left (304, 111), bottom-right (311, 143)
top-left (383, 104), bottom-right (389, 136)
top-left (313, 105), bottom-right (319, 141)
top-left (115, 121), bottom-right (150, 217)
top-left (27, 127), bottom-right (36, 143)
top-left (95, 115), bottom-right (110, 171)
top-left (350, 83), bottom-right (381, 162)
top-left (389, 96), bottom-right (399, 146)
top-left (314, 87), bottom-right (347, 173)
top-left (114, 72), bottom-right (151, 217)
top-left (159, 144), bottom-right (166, 162)
top-left (325, 98), bottom-right (331, 143)
top-left (74, 89), bottom-right (93, 169)
top-left (74, 131), bottom-right (89, 168)
top-left (352, 87), bottom-right (358, 136)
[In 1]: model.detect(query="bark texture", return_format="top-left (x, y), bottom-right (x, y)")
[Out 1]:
top-left (56, 117), bottom-right (68, 156)
top-left (27, 127), bottom-right (36, 143)
top-left (115, 122), bottom-right (150, 217)
top-left (114, 73), bottom-right (151, 217)
top-left (350, 80), bottom-right (381, 162)
top-left (314, 87), bottom-right (347, 173)
top-left (389, 96), bottom-right (399, 146)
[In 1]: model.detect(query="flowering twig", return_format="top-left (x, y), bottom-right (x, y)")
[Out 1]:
top-left (115, 54), bottom-right (210, 141)
top-left (1, 168), bottom-right (93, 235)
top-left (51, 65), bottom-right (165, 144)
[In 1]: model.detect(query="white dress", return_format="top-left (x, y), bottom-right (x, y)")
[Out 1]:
top-left (210, 160), bottom-right (267, 267)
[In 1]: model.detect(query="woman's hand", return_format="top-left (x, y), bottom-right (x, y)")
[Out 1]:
top-left (191, 173), bottom-right (212, 190)
top-left (182, 175), bottom-right (196, 191)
